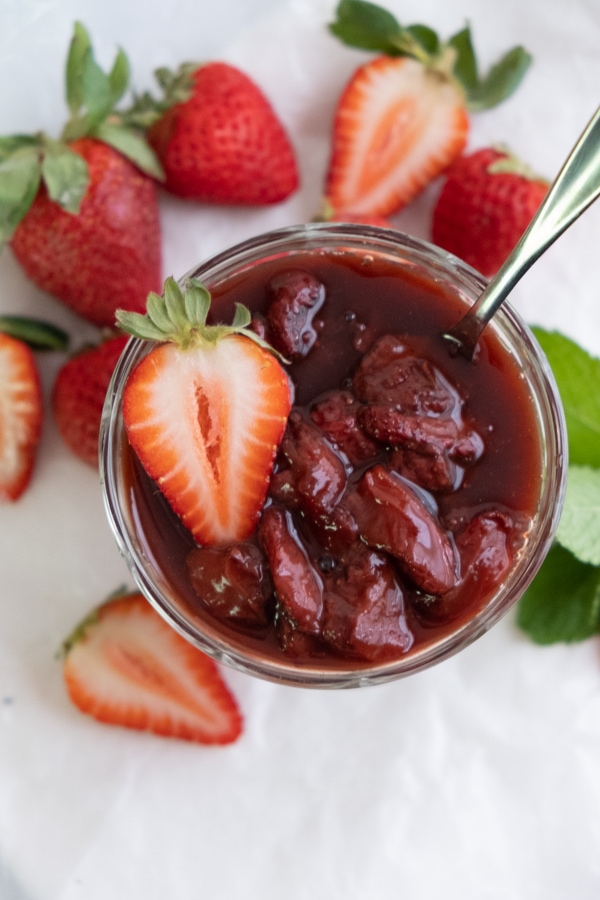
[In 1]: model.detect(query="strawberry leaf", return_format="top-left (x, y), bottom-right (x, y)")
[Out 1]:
top-left (41, 142), bottom-right (89, 213)
top-left (532, 328), bottom-right (600, 468)
top-left (556, 465), bottom-right (600, 566)
top-left (146, 291), bottom-right (177, 335)
top-left (405, 24), bottom-right (439, 56)
top-left (328, 0), bottom-right (406, 54)
top-left (65, 22), bottom-right (92, 116)
top-left (108, 48), bottom-right (130, 107)
top-left (464, 45), bottom-right (532, 112)
top-left (163, 277), bottom-right (189, 331)
top-left (0, 134), bottom-right (39, 163)
top-left (116, 309), bottom-right (167, 342)
top-left (183, 280), bottom-right (211, 327)
top-left (0, 315), bottom-right (69, 351)
top-left (94, 122), bottom-right (164, 180)
top-left (517, 544), bottom-right (600, 644)
top-left (448, 26), bottom-right (478, 92)
top-left (0, 147), bottom-right (41, 243)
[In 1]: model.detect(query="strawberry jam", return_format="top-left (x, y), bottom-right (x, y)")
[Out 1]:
top-left (121, 240), bottom-right (548, 677)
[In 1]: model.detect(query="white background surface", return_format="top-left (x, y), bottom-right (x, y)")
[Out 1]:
top-left (2, 1), bottom-right (600, 898)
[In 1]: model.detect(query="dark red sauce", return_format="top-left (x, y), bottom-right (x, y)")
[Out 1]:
top-left (123, 249), bottom-right (542, 671)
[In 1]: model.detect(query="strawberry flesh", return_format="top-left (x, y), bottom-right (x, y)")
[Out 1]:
top-left (123, 334), bottom-right (291, 546)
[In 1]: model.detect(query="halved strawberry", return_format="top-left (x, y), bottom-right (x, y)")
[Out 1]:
top-left (324, 0), bottom-right (532, 217)
top-left (325, 56), bottom-right (469, 217)
top-left (117, 277), bottom-right (292, 546)
top-left (0, 332), bottom-right (43, 501)
top-left (62, 592), bottom-right (243, 744)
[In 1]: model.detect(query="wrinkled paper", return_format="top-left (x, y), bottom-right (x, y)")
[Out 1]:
top-left (1, 0), bottom-right (600, 898)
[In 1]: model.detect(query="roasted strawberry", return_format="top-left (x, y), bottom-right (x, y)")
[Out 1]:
top-left (0, 332), bottom-right (43, 501)
top-left (145, 61), bottom-right (299, 204)
top-left (52, 334), bottom-right (128, 467)
top-left (323, 0), bottom-right (532, 217)
top-left (61, 592), bottom-right (243, 744)
top-left (117, 277), bottom-right (292, 545)
top-left (431, 146), bottom-right (549, 276)
top-left (1, 24), bottom-right (163, 326)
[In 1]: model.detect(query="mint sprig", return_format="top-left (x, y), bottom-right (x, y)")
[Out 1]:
top-left (517, 328), bottom-right (600, 644)
top-left (328, 0), bottom-right (532, 111)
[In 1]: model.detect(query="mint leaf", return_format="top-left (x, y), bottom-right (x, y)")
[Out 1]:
top-left (465, 45), bottom-right (532, 111)
top-left (0, 147), bottom-right (41, 242)
top-left (556, 465), bottom-right (600, 565)
top-left (41, 143), bottom-right (89, 213)
top-left (517, 544), bottom-right (600, 644)
top-left (328, 0), bottom-right (405, 54)
top-left (533, 327), bottom-right (600, 467)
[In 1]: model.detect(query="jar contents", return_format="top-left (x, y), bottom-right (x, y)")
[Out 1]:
top-left (123, 249), bottom-right (541, 671)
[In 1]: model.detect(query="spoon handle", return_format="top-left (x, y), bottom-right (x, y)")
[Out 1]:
top-left (444, 104), bottom-right (600, 356)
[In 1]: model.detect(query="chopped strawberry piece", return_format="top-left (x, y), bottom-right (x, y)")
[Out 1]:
top-left (322, 543), bottom-right (413, 661)
top-left (258, 505), bottom-right (323, 635)
top-left (0, 333), bottom-right (43, 501)
top-left (62, 592), bottom-right (243, 744)
top-left (344, 465), bottom-right (458, 594)
top-left (265, 269), bottom-right (326, 360)
top-left (269, 410), bottom-right (348, 519)
top-left (186, 542), bottom-right (272, 627)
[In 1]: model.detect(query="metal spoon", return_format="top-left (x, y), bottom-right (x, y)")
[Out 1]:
top-left (443, 105), bottom-right (600, 359)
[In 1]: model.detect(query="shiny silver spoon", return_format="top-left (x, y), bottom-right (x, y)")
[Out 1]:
top-left (443, 105), bottom-right (600, 359)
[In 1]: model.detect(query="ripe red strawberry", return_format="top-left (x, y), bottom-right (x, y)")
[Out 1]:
top-left (52, 334), bottom-right (129, 467)
top-left (324, 0), bottom-right (532, 217)
top-left (0, 332), bottom-right (43, 501)
top-left (11, 138), bottom-right (162, 327)
top-left (1, 24), bottom-right (164, 327)
top-left (146, 61), bottom-right (299, 204)
top-left (431, 147), bottom-right (549, 276)
top-left (62, 592), bottom-right (243, 744)
top-left (117, 277), bottom-right (292, 545)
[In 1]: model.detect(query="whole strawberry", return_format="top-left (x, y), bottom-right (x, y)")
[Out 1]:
top-left (11, 139), bottom-right (161, 326)
top-left (52, 334), bottom-right (128, 467)
top-left (0, 24), bottom-right (163, 327)
top-left (323, 0), bottom-right (532, 217)
top-left (432, 147), bottom-right (549, 276)
top-left (145, 62), bottom-right (299, 204)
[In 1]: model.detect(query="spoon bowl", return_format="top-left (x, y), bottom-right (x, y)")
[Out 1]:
top-left (443, 104), bottom-right (600, 358)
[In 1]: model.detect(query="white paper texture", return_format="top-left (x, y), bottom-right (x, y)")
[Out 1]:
top-left (1, 1), bottom-right (600, 898)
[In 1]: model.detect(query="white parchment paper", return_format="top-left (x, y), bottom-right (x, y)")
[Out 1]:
top-left (1, 1), bottom-right (600, 898)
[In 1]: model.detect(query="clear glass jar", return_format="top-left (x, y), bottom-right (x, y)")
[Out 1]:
top-left (100, 224), bottom-right (567, 688)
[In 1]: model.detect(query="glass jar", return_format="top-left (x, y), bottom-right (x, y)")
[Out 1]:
top-left (100, 223), bottom-right (567, 688)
